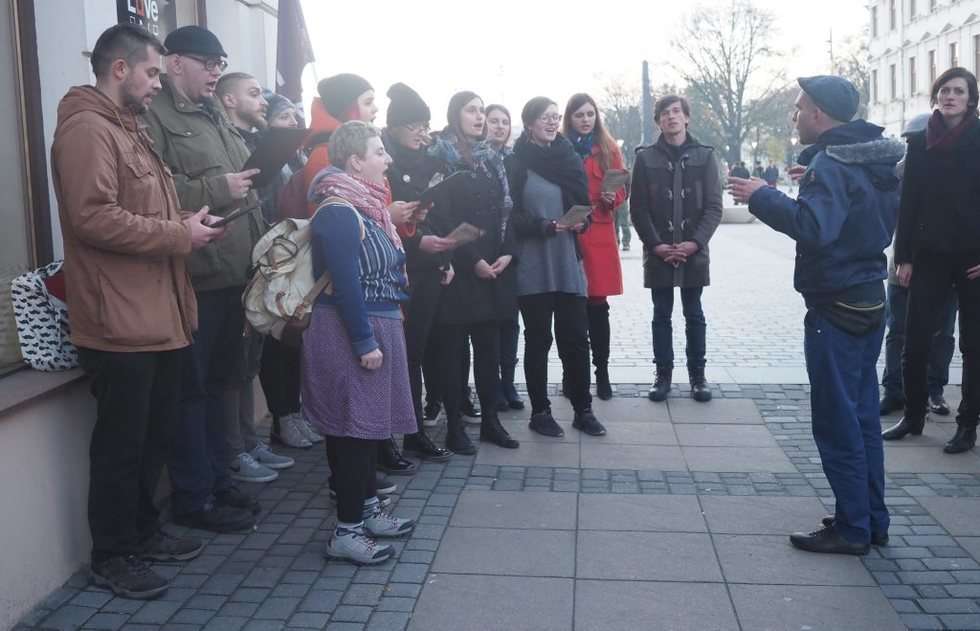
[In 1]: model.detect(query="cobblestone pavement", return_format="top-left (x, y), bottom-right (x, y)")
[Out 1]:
top-left (19, 386), bottom-right (980, 631)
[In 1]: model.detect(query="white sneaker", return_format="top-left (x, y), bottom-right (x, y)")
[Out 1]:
top-left (250, 442), bottom-right (295, 470)
top-left (363, 505), bottom-right (415, 538)
top-left (298, 414), bottom-right (325, 444)
top-left (276, 414), bottom-right (313, 449)
top-left (325, 527), bottom-right (393, 565)
top-left (229, 453), bottom-right (279, 483)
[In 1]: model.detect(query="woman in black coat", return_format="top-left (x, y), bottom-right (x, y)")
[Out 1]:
top-left (427, 91), bottom-right (520, 453)
top-left (884, 67), bottom-right (980, 454)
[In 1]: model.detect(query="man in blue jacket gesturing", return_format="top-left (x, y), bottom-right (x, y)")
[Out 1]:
top-left (730, 76), bottom-right (905, 556)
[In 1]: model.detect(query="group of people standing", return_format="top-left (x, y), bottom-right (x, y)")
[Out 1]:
top-left (51, 20), bottom-right (729, 596)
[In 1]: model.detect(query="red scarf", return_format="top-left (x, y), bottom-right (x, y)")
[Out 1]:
top-left (311, 169), bottom-right (403, 250)
top-left (926, 109), bottom-right (978, 152)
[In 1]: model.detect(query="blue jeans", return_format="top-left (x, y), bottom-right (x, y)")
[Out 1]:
top-left (882, 282), bottom-right (957, 401)
top-left (651, 287), bottom-right (706, 370)
top-left (805, 310), bottom-right (889, 544)
top-left (169, 287), bottom-right (245, 515)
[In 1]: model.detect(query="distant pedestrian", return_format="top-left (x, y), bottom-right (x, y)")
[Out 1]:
top-left (730, 75), bottom-right (904, 556)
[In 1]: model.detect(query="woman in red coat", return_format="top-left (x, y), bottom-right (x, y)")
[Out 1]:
top-left (563, 93), bottom-right (626, 400)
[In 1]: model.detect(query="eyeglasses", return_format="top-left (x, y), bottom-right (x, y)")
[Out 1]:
top-left (403, 123), bottom-right (431, 134)
top-left (538, 114), bottom-right (562, 124)
top-left (183, 54), bottom-right (228, 72)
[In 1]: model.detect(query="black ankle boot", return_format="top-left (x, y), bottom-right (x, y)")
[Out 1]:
top-left (648, 368), bottom-right (672, 402)
top-left (480, 414), bottom-right (519, 449)
top-left (379, 438), bottom-right (418, 476)
top-left (403, 431), bottom-right (454, 462)
top-left (595, 365), bottom-right (613, 401)
top-left (689, 367), bottom-right (712, 403)
top-left (944, 425), bottom-right (977, 454)
top-left (882, 414), bottom-right (925, 441)
top-left (446, 417), bottom-right (476, 455)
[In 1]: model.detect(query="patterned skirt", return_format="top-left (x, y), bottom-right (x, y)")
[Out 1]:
top-left (301, 305), bottom-right (416, 440)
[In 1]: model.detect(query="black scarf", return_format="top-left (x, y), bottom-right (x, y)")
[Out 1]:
top-left (513, 132), bottom-right (590, 210)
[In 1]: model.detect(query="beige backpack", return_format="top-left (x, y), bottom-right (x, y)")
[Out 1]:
top-left (242, 196), bottom-right (364, 345)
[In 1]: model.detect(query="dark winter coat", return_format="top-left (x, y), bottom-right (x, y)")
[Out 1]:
top-left (894, 122), bottom-right (980, 264)
top-left (426, 167), bottom-right (518, 325)
top-left (383, 131), bottom-right (448, 279)
top-left (747, 120), bottom-right (904, 302)
top-left (629, 133), bottom-right (723, 288)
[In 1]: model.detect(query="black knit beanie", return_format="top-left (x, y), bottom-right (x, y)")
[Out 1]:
top-left (317, 73), bottom-right (372, 120)
top-left (386, 83), bottom-right (431, 128)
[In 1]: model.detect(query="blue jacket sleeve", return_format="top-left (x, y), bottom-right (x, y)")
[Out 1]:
top-left (747, 160), bottom-right (851, 248)
top-left (311, 205), bottom-right (377, 357)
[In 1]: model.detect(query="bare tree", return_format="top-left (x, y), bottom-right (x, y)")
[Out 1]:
top-left (671, 0), bottom-right (784, 164)
top-left (601, 79), bottom-right (643, 168)
top-left (833, 31), bottom-right (871, 120)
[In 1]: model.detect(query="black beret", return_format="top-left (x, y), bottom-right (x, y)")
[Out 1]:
top-left (164, 26), bottom-right (227, 58)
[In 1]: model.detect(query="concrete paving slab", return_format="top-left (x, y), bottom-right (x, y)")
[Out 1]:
top-left (432, 527), bottom-right (575, 577)
top-left (667, 399), bottom-right (764, 424)
top-left (700, 496), bottom-right (828, 535)
top-left (451, 491), bottom-right (577, 530)
top-left (729, 585), bottom-right (906, 631)
top-left (499, 419), bottom-right (580, 443)
top-left (578, 494), bottom-right (707, 533)
top-left (956, 537), bottom-right (980, 563)
top-left (580, 444), bottom-right (686, 470)
top-left (474, 441), bottom-right (579, 467)
top-left (918, 497), bottom-right (980, 536)
top-left (408, 575), bottom-right (573, 631)
top-left (574, 580), bottom-right (738, 631)
top-left (674, 424), bottom-right (778, 447)
top-left (681, 447), bottom-right (796, 473)
top-left (884, 446), bottom-right (980, 473)
top-left (713, 534), bottom-right (876, 586)
top-left (588, 396), bottom-right (672, 422)
top-left (588, 421), bottom-right (678, 446)
top-left (577, 531), bottom-right (722, 582)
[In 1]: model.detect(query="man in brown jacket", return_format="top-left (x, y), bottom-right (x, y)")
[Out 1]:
top-left (51, 24), bottom-right (224, 599)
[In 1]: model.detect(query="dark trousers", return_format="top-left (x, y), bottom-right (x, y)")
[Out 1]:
top-left (170, 287), bottom-right (245, 515)
top-left (324, 436), bottom-right (378, 524)
top-left (79, 348), bottom-right (181, 564)
top-left (587, 300), bottom-right (611, 370)
top-left (805, 310), bottom-right (889, 544)
top-left (444, 321), bottom-right (500, 420)
top-left (651, 287), bottom-right (706, 370)
top-left (904, 251), bottom-right (980, 425)
top-left (405, 276), bottom-right (443, 433)
top-left (519, 292), bottom-right (592, 414)
top-left (882, 281), bottom-right (956, 401)
top-left (499, 317), bottom-right (520, 388)
top-left (422, 322), bottom-right (473, 407)
top-left (259, 335), bottom-right (301, 421)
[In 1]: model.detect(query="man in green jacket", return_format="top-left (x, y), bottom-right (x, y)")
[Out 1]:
top-left (143, 25), bottom-right (263, 534)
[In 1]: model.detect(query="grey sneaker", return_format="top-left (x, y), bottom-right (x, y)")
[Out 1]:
top-left (298, 414), bottom-right (325, 444)
top-left (91, 555), bottom-right (169, 599)
top-left (363, 505), bottom-right (416, 538)
top-left (250, 441), bottom-right (295, 470)
top-left (277, 414), bottom-right (313, 449)
top-left (325, 527), bottom-right (393, 565)
top-left (229, 453), bottom-right (278, 483)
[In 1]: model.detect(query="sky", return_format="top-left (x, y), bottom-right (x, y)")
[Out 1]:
top-left (299, 0), bottom-right (869, 130)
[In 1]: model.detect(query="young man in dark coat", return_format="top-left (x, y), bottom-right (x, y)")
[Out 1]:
top-left (630, 95), bottom-right (723, 404)
top-left (730, 75), bottom-right (905, 556)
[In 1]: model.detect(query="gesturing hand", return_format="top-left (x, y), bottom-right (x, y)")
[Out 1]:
top-left (727, 176), bottom-right (766, 205)
top-left (184, 206), bottom-right (225, 249)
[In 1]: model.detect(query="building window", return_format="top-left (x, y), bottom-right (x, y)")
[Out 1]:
top-left (910, 57), bottom-right (917, 94)
top-left (929, 49), bottom-right (937, 85)
top-left (889, 0), bottom-right (896, 30)
top-left (975, 34), bottom-right (980, 74)
top-left (890, 63), bottom-right (897, 100)
top-left (910, 0), bottom-right (917, 19)
top-left (930, 0), bottom-right (937, 11)
top-left (951, 42), bottom-right (959, 68)
top-left (872, 69), bottom-right (879, 103)
top-left (872, 6), bottom-right (879, 37)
